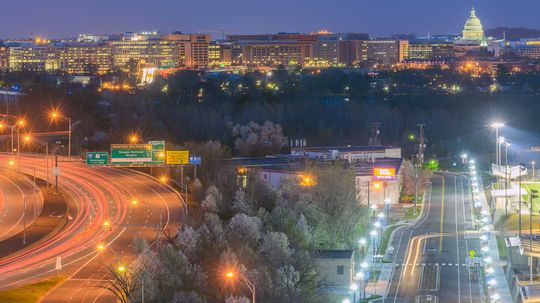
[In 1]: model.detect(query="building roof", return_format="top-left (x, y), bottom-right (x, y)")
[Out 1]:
top-left (292, 145), bottom-right (393, 153)
top-left (356, 158), bottom-right (403, 176)
top-left (223, 156), bottom-right (295, 167)
top-left (315, 250), bottom-right (354, 259)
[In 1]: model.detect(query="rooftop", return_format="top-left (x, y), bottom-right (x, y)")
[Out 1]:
top-left (315, 250), bottom-right (354, 259)
top-left (291, 145), bottom-right (394, 153)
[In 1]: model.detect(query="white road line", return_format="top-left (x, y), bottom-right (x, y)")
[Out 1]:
top-left (455, 176), bottom-right (461, 303)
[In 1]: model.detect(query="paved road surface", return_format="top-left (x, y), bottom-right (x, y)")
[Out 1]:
top-left (384, 172), bottom-right (484, 303)
top-left (0, 154), bottom-right (185, 303)
top-left (0, 167), bottom-right (44, 241)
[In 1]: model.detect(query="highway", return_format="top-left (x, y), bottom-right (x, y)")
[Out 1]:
top-left (0, 167), bottom-right (44, 241)
top-left (384, 172), bottom-right (483, 303)
top-left (0, 154), bottom-right (185, 303)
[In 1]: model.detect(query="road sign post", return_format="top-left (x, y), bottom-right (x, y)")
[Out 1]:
top-left (86, 152), bottom-right (109, 165)
top-left (166, 151), bottom-right (189, 165)
top-left (111, 144), bottom-right (153, 165)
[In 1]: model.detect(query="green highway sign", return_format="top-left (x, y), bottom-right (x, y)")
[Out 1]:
top-left (86, 152), bottom-right (109, 165)
top-left (149, 141), bottom-right (166, 164)
top-left (111, 144), bottom-right (153, 165)
top-left (469, 250), bottom-right (475, 259)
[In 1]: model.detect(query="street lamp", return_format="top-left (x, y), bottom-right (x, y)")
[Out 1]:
top-left (503, 141), bottom-right (511, 215)
top-left (359, 238), bottom-right (367, 261)
top-left (370, 229), bottom-right (378, 254)
top-left (349, 283), bottom-right (358, 303)
top-left (50, 110), bottom-right (72, 157)
top-left (129, 134), bottom-right (139, 144)
top-left (24, 136), bottom-right (50, 191)
top-left (518, 163), bottom-right (527, 237)
top-left (532, 161), bottom-right (536, 181)
top-left (224, 270), bottom-right (256, 303)
top-left (490, 122), bottom-right (505, 165)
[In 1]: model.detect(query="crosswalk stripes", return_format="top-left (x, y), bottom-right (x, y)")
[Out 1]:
top-left (394, 263), bottom-right (473, 267)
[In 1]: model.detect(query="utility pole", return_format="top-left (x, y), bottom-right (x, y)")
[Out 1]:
top-left (416, 124), bottom-right (427, 164)
top-left (414, 161), bottom-right (419, 216)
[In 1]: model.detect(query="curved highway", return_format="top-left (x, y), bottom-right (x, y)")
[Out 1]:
top-left (0, 167), bottom-right (44, 242)
top-left (0, 154), bottom-right (185, 303)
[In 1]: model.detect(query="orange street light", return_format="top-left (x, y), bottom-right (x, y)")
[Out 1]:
top-left (117, 264), bottom-right (127, 273)
top-left (223, 270), bottom-right (256, 303)
top-left (8, 160), bottom-right (15, 166)
top-left (24, 135), bottom-right (31, 142)
top-left (299, 175), bottom-right (316, 187)
top-left (97, 243), bottom-right (105, 251)
top-left (131, 199), bottom-right (138, 205)
top-left (373, 182), bottom-right (382, 190)
top-left (129, 135), bottom-right (139, 144)
top-left (17, 119), bottom-right (25, 127)
top-left (160, 176), bottom-right (168, 183)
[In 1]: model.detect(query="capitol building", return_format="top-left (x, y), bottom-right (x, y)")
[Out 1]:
top-left (455, 7), bottom-right (488, 56)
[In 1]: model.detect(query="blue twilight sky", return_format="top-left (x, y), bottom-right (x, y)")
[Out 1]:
top-left (0, 0), bottom-right (538, 39)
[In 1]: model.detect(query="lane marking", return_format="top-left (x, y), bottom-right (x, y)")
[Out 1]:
top-left (440, 176), bottom-right (445, 253)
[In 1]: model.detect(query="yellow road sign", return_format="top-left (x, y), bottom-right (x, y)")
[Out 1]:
top-left (166, 151), bottom-right (189, 165)
top-left (469, 250), bottom-right (475, 259)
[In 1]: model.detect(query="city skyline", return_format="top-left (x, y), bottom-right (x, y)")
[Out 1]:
top-left (0, 0), bottom-right (538, 39)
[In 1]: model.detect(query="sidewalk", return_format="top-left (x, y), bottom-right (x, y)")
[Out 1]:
top-left (479, 176), bottom-right (513, 302)
top-left (361, 221), bottom-right (407, 298)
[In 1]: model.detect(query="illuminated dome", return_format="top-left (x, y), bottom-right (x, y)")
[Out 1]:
top-left (461, 7), bottom-right (484, 42)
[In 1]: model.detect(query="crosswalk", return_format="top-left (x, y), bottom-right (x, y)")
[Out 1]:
top-left (394, 263), bottom-right (472, 267)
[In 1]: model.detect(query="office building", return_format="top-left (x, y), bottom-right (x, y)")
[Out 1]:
top-left (161, 33), bottom-right (211, 68)
top-left (352, 39), bottom-right (408, 66)
top-left (240, 41), bottom-right (312, 66)
top-left (7, 44), bottom-right (61, 72)
top-left (406, 40), bottom-right (455, 61)
top-left (109, 40), bottom-right (178, 71)
top-left (499, 39), bottom-right (540, 59)
top-left (59, 44), bottom-right (113, 75)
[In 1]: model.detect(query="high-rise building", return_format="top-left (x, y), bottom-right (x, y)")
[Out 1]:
top-left (59, 44), bottom-right (113, 75)
top-left (7, 44), bottom-right (61, 72)
top-left (499, 39), bottom-right (540, 59)
top-left (405, 40), bottom-right (455, 61)
top-left (354, 39), bottom-right (408, 66)
top-left (109, 40), bottom-right (179, 71)
top-left (161, 33), bottom-right (211, 68)
top-left (240, 41), bottom-right (313, 66)
top-left (310, 33), bottom-right (369, 67)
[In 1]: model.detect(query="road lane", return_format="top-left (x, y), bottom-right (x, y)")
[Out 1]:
top-left (0, 154), bottom-right (185, 303)
top-left (384, 172), bottom-right (483, 303)
top-left (0, 167), bottom-right (44, 241)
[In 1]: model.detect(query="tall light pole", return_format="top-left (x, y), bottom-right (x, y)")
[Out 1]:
top-left (225, 271), bottom-right (256, 303)
top-left (25, 136), bottom-right (50, 191)
top-left (519, 163), bottom-right (526, 237)
top-left (504, 141), bottom-right (511, 215)
top-left (490, 122), bottom-right (505, 166)
top-left (532, 161), bottom-right (536, 181)
top-left (50, 110), bottom-right (72, 157)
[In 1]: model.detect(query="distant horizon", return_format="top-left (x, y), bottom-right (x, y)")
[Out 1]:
top-left (0, 25), bottom-right (537, 41)
top-left (0, 0), bottom-right (538, 39)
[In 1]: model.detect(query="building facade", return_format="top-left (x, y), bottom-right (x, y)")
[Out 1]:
top-left (240, 41), bottom-right (313, 66)
top-left (59, 44), bottom-right (113, 74)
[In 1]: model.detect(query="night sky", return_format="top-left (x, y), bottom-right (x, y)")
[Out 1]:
top-left (0, 0), bottom-right (538, 39)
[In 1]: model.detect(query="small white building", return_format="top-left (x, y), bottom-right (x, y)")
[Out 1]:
top-left (314, 250), bottom-right (355, 288)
